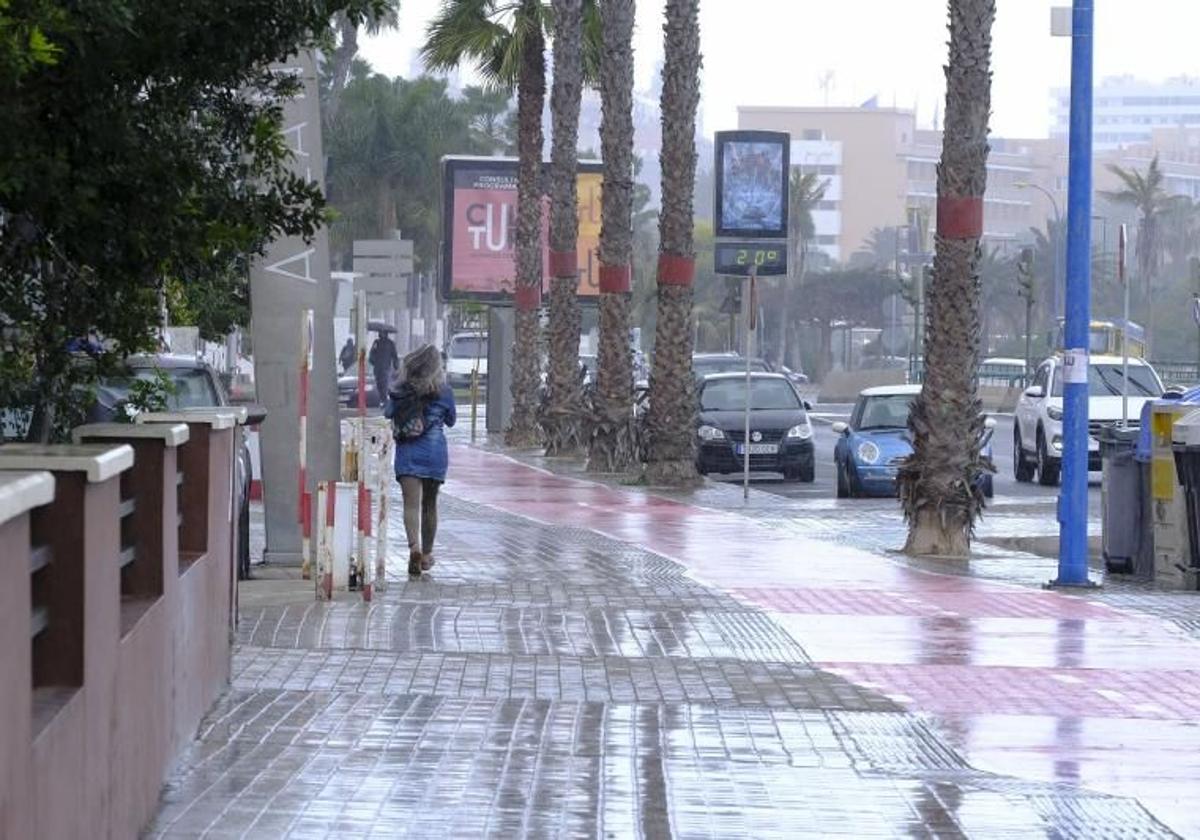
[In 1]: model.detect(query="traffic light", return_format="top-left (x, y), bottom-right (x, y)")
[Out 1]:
top-left (1017, 247), bottom-right (1035, 300)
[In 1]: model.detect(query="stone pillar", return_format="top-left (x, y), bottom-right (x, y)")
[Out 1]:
top-left (249, 50), bottom-right (340, 564)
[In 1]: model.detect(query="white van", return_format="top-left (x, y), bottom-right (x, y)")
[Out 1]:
top-left (445, 332), bottom-right (487, 388)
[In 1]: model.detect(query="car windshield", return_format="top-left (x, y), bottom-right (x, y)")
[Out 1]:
top-left (1051, 364), bottom-right (1162, 397)
top-left (694, 357), bottom-right (769, 378)
top-left (856, 394), bottom-right (914, 430)
top-left (700, 378), bottom-right (800, 411)
top-left (449, 336), bottom-right (485, 359)
top-left (99, 367), bottom-right (219, 410)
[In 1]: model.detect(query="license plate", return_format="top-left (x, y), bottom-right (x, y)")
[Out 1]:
top-left (735, 444), bottom-right (778, 455)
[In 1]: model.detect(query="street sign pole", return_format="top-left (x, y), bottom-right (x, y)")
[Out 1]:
top-left (743, 264), bottom-right (757, 501)
top-left (1056, 0), bottom-right (1095, 588)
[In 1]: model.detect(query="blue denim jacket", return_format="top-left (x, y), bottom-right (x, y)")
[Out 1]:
top-left (385, 384), bottom-right (457, 481)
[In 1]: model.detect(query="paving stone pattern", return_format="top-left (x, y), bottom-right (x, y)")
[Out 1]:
top-left (151, 495), bottom-right (1176, 838)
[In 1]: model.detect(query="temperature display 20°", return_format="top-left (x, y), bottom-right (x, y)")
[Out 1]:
top-left (714, 243), bottom-right (788, 276)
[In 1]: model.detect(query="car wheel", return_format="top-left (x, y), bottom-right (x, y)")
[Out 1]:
top-left (836, 461), bottom-right (849, 498)
top-left (1014, 427), bottom-right (1036, 483)
top-left (1037, 430), bottom-right (1061, 486)
top-left (798, 459), bottom-right (815, 483)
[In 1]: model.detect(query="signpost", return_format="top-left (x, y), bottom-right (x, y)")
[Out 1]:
top-left (713, 130), bottom-right (790, 501)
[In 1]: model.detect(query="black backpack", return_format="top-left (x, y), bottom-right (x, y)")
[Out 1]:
top-left (390, 384), bottom-right (428, 442)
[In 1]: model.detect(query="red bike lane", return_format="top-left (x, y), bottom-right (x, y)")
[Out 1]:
top-left (448, 444), bottom-right (1200, 837)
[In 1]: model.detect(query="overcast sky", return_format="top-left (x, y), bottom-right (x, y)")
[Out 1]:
top-left (361, 0), bottom-right (1200, 140)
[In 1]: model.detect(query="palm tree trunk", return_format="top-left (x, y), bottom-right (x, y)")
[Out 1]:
top-left (325, 13), bottom-right (359, 128)
top-left (588, 0), bottom-right (639, 472)
top-left (542, 0), bottom-right (586, 457)
top-left (898, 0), bottom-right (995, 557)
top-left (644, 0), bottom-right (701, 486)
top-left (505, 4), bottom-right (546, 448)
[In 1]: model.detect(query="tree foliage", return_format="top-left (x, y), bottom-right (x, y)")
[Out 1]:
top-left (0, 0), bottom-right (388, 440)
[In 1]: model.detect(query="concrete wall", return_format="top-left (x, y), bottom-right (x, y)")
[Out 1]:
top-left (0, 420), bottom-right (236, 838)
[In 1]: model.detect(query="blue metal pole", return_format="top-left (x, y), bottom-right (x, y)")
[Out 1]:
top-left (1056, 0), bottom-right (1093, 586)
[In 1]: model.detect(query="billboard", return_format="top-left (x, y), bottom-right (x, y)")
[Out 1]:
top-left (713, 131), bottom-right (790, 239)
top-left (441, 156), bottom-right (603, 303)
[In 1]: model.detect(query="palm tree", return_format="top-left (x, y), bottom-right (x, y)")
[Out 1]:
top-left (643, 0), bottom-right (701, 486)
top-left (587, 0), bottom-right (638, 472)
top-left (460, 84), bottom-right (513, 154)
top-left (777, 170), bottom-right (827, 368)
top-left (423, 0), bottom-right (550, 447)
top-left (897, 0), bottom-right (996, 557)
top-left (325, 2), bottom-right (402, 127)
top-left (1104, 156), bottom-right (1170, 355)
top-left (541, 0), bottom-right (587, 456)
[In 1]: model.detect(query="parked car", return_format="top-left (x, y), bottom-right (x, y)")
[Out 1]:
top-left (693, 353), bottom-right (771, 381)
top-left (777, 364), bottom-right (810, 385)
top-left (695, 372), bottom-right (815, 482)
top-left (1014, 354), bottom-right (1164, 485)
top-left (445, 332), bottom-right (487, 389)
top-left (833, 384), bottom-right (995, 498)
top-left (337, 362), bottom-right (382, 407)
top-left (88, 354), bottom-right (264, 579)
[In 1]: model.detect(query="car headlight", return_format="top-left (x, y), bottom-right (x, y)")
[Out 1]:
top-left (857, 441), bottom-right (881, 464)
top-left (697, 425), bottom-right (726, 441)
top-left (1047, 406), bottom-right (1063, 421)
top-left (786, 423), bottom-right (813, 440)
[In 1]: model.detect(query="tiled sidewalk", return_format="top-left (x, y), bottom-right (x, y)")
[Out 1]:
top-left (148, 444), bottom-right (1188, 838)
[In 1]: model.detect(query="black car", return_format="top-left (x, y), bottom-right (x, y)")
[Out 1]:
top-left (695, 372), bottom-right (815, 482)
top-left (338, 362), bottom-right (382, 407)
top-left (88, 354), bottom-right (264, 579)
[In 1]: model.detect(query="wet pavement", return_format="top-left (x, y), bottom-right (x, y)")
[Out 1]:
top-left (149, 439), bottom-right (1199, 838)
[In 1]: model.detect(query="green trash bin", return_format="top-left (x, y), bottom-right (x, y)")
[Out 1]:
top-left (1099, 425), bottom-right (1142, 574)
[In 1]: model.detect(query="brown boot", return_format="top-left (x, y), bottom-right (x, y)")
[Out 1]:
top-left (408, 549), bottom-right (422, 577)
top-left (421, 553), bottom-right (435, 571)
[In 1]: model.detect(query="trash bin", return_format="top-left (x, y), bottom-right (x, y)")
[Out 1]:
top-left (1171, 409), bottom-right (1200, 577)
top-left (1100, 424), bottom-right (1142, 573)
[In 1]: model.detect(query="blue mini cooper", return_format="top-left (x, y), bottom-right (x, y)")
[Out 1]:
top-left (833, 385), bottom-right (995, 499)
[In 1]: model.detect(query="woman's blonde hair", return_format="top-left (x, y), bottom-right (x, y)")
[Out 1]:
top-left (402, 344), bottom-right (443, 397)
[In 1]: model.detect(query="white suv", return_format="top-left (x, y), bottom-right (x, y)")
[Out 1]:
top-left (1014, 354), bottom-right (1164, 485)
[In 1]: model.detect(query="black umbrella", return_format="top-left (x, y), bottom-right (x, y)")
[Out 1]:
top-left (368, 321), bottom-right (397, 334)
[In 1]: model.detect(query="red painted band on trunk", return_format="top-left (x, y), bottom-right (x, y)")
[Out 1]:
top-left (936, 196), bottom-right (984, 239)
top-left (657, 254), bottom-right (695, 286)
top-left (599, 264), bottom-right (632, 294)
top-left (549, 250), bottom-right (577, 278)
top-left (250, 479), bottom-right (263, 501)
top-left (301, 490), bottom-right (311, 538)
top-left (325, 481), bottom-right (335, 525)
top-left (514, 284), bottom-right (541, 311)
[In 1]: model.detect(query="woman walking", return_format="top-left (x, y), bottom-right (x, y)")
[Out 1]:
top-left (384, 345), bottom-right (457, 577)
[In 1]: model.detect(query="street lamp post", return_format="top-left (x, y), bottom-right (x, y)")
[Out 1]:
top-left (1016, 181), bottom-right (1064, 325)
top-left (1056, 0), bottom-right (1095, 588)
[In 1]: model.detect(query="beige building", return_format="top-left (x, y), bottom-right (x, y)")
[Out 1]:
top-left (739, 104), bottom-right (1200, 273)
top-left (738, 105), bottom-right (1067, 261)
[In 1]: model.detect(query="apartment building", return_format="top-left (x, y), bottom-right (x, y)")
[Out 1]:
top-left (1053, 76), bottom-right (1200, 151)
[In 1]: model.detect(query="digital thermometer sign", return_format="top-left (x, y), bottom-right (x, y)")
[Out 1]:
top-left (713, 242), bottom-right (787, 276)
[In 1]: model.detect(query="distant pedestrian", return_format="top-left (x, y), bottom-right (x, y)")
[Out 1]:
top-left (384, 344), bottom-right (457, 577)
top-left (368, 331), bottom-right (399, 404)
top-left (339, 337), bottom-right (357, 373)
